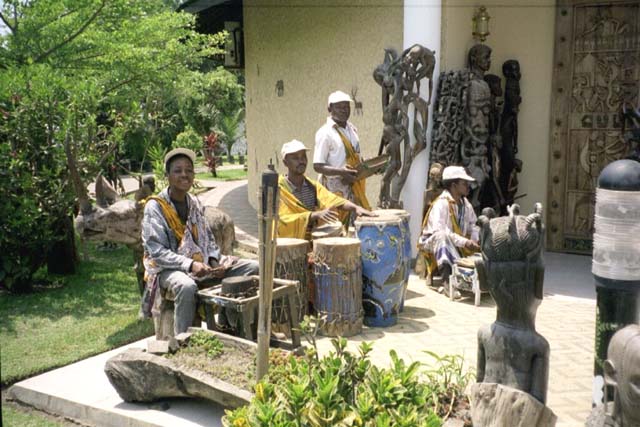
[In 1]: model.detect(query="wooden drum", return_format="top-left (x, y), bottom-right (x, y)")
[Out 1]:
top-left (371, 209), bottom-right (412, 312)
top-left (273, 238), bottom-right (310, 327)
top-left (355, 215), bottom-right (406, 327)
top-left (312, 237), bottom-right (363, 337)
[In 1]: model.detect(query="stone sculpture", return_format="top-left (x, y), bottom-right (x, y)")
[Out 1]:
top-left (586, 324), bottom-right (640, 427)
top-left (499, 60), bottom-right (523, 205)
top-left (474, 203), bottom-right (550, 404)
top-left (373, 44), bottom-right (435, 208)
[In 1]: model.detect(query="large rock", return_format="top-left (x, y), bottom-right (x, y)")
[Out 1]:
top-left (469, 383), bottom-right (557, 427)
top-left (104, 347), bottom-right (252, 409)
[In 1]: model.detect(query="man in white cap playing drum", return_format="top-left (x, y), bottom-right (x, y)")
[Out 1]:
top-left (279, 139), bottom-right (373, 240)
top-left (313, 90), bottom-right (371, 224)
top-left (418, 165), bottom-right (480, 296)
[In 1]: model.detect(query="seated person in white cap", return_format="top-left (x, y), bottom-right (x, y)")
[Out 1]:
top-left (418, 165), bottom-right (480, 292)
top-left (279, 139), bottom-right (373, 240)
top-left (313, 90), bottom-right (371, 224)
top-left (140, 147), bottom-right (259, 335)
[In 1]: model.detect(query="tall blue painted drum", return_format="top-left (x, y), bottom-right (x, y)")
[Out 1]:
top-left (355, 215), bottom-right (407, 327)
top-left (312, 237), bottom-right (363, 337)
top-left (372, 209), bottom-right (412, 311)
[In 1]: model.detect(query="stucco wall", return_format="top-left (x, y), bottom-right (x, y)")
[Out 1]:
top-left (244, 0), bottom-right (404, 209)
top-left (441, 0), bottom-right (556, 215)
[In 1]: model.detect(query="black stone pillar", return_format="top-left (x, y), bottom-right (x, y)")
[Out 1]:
top-left (592, 159), bottom-right (640, 405)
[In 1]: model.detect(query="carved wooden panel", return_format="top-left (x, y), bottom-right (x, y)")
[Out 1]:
top-left (547, 0), bottom-right (639, 253)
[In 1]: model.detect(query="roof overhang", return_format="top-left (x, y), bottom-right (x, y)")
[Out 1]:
top-left (177, 0), bottom-right (234, 13)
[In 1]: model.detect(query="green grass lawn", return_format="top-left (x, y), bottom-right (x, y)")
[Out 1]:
top-left (0, 244), bottom-right (154, 386)
top-left (196, 167), bottom-right (247, 182)
top-left (2, 405), bottom-right (67, 427)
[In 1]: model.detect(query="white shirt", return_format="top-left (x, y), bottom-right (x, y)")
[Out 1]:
top-left (420, 190), bottom-right (479, 248)
top-left (314, 117), bottom-right (360, 198)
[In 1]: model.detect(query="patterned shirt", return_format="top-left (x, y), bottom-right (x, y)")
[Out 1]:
top-left (286, 176), bottom-right (317, 211)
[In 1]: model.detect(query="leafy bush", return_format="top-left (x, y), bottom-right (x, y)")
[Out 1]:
top-left (222, 317), bottom-right (470, 427)
top-left (177, 68), bottom-right (244, 137)
top-left (173, 126), bottom-right (203, 154)
top-left (188, 330), bottom-right (225, 358)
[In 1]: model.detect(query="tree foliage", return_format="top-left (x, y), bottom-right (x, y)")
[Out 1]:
top-left (0, 0), bottom-right (226, 291)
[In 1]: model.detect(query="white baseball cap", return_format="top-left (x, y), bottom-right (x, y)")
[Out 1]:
top-left (164, 147), bottom-right (196, 171)
top-left (327, 90), bottom-right (353, 107)
top-left (442, 165), bottom-right (475, 181)
top-left (281, 139), bottom-right (309, 159)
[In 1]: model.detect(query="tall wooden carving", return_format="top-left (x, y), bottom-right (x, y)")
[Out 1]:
top-left (548, 0), bottom-right (639, 253)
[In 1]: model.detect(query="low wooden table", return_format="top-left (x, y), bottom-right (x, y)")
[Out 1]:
top-left (197, 277), bottom-right (301, 349)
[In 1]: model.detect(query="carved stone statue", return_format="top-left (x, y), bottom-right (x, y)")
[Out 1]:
top-left (374, 44), bottom-right (435, 208)
top-left (500, 60), bottom-right (523, 206)
top-left (475, 203), bottom-right (550, 404)
top-left (586, 324), bottom-right (640, 427)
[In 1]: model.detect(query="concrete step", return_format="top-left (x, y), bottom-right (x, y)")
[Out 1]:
top-left (7, 338), bottom-right (225, 427)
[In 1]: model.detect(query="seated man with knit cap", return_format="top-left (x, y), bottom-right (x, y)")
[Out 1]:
top-left (140, 148), bottom-right (258, 335)
top-left (418, 165), bottom-right (480, 293)
top-left (278, 139), bottom-right (373, 240)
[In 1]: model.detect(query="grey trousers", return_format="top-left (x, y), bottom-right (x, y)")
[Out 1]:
top-left (158, 259), bottom-right (259, 335)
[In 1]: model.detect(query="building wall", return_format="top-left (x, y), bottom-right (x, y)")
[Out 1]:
top-left (244, 0), bottom-right (404, 209)
top-left (441, 0), bottom-right (556, 215)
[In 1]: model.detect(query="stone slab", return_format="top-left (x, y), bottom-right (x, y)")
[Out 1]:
top-left (8, 338), bottom-right (225, 427)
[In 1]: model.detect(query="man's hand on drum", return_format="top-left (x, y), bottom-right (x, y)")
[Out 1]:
top-left (464, 239), bottom-right (480, 252)
top-left (311, 208), bottom-right (340, 225)
top-left (354, 206), bottom-right (375, 218)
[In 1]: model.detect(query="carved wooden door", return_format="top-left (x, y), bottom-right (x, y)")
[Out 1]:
top-left (548, 0), bottom-right (639, 253)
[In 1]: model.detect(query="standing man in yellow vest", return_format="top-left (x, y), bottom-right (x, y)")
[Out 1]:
top-left (314, 90), bottom-right (371, 225)
top-left (418, 166), bottom-right (480, 295)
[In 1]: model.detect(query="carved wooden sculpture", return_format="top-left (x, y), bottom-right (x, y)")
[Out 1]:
top-left (430, 70), bottom-right (469, 167)
top-left (586, 324), bottom-right (640, 427)
top-left (621, 103), bottom-right (640, 163)
top-left (462, 44), bottom-right (492, 209)
top-left (474, 203), bottom-right (550, 404)
top-left (499, 60), bottom-right (523, 206)
top-left (374, 44), bottom-right (435, 208)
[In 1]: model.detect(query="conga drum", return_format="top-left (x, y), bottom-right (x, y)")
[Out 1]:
top-left (312, 237), bottom-right (363, 337)
top-left (372, 209), bottom-right (412, 312)
top-left (355, 215), bottom-right (406, 327)
top-left (274, 238), bottom-right (310, 326)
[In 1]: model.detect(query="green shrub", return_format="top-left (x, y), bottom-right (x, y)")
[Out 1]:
top-left (222, 317), bottom-right (465, 427)
top-left (173, 126), bottom-right (203, 154)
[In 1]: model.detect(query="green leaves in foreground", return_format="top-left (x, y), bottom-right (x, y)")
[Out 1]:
top-left (223, 334), bottom-right (459, 427)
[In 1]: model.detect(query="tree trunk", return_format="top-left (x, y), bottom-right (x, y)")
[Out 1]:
top-left (47, 215), bottom-right (78, 275)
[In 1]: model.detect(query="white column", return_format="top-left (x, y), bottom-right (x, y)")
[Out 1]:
top-left (402, 0), bottom-right (442, 257)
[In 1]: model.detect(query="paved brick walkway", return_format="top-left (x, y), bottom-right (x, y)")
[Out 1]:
top-left (201, 180), bottom-right (596, 427)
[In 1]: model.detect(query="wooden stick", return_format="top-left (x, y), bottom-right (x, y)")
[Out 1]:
top-left (256, 185), bottom-right (278, 380)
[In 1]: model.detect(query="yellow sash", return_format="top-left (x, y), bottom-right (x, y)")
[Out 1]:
top-left (334, 126), bottom-right (371, 210)
top-left (419, 198), bottom-right (474, 276)
top-left (278, 176), bottom-right (345, 240)
top-left (146, 196), bottom-right (198, 245)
